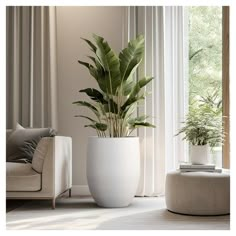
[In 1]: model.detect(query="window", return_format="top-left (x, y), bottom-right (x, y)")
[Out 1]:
top-left (187, 6), bottom-right (226, 167)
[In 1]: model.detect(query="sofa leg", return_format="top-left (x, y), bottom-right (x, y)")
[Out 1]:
top-left (69, 188), bottom-right (72, 198)
top-left (52, 198), bottom-right (56, 209)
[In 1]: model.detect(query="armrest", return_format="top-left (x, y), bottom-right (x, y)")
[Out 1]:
top-left (53, 136), bottom-right (72, 197)
top-left (41, 136), bottom-right (72, 197)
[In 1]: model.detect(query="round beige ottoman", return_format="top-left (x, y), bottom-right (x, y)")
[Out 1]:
top-left (165, 170), bottom-right (230, 215)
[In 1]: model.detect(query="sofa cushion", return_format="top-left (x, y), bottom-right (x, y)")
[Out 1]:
top-left (32, 137), bottom-right (51, 173)
top-left (6, 162), bottom-right (41, 192)
top-left (6, 123), bottom-right (56, 163)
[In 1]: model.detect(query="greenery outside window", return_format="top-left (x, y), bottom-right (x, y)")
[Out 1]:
top-left (187, 6), bottom-right (224, 167)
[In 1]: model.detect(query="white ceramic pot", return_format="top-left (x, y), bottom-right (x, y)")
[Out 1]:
top-left (87, 137), bottom-right (140, 208)
top-left (190, 144), bottom-right (210, 164)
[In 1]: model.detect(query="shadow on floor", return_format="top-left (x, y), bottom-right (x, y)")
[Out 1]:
top-left (6, 199), bottom-right (31, 213)
top-left (6, 196), bottom-right (98, 212)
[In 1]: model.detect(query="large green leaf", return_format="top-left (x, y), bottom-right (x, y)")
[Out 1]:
top-left (87, 56), bottom-right (104, 71)
top-left (119, 35), bottom-right (144, 82)
top-left (103, 99), bottom-right (118, 114)
top-left (120, 95), bottom-right (145, 119)
top-left (128, 115), bottom-right (155, 129)
top-left (78, 60), bottom-right (108, 93)
top-left (78, 60), bottom-right (99, 80)
top-left (75, 115), bottom-right (98, 123)
top-left (122, 79), bottom-right (135, 96)
top-left (128, 115), bottom-right (149, 124)
top-left (78, 60), bottom-right (92, 70)
top-left (81, 37), bottom-right (97, 53)
top-left (129, 121), bottom-right (156, 129)
top-left (93, 34), bottom-right (121, 94)
top-left (79, 88), bottom-right (107, 104)
top-left (72, 101), bottom-right (100, 118)
top-left (84, 123), bottom-right (107, 131)
top-left (121, 77), bottom-right (153, 111)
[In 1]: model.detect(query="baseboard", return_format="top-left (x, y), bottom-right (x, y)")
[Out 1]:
top-left (71, 185), bottom-right (91, 196)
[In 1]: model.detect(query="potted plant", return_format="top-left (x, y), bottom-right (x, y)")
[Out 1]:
top-left (176, 93), bottom-right (224, 165)
top-left (73, 34), bottom-right (155, 207)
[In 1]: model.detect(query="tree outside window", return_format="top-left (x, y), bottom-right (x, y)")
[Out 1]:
top-left (188, 6), bottom-right (223, 166)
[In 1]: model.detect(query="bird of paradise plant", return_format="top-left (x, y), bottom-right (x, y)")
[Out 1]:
top-left (73, 34), bottom-right (155, 137)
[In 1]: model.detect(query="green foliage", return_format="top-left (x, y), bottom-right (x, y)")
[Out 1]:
top-left (189, 6), bottom-right (222, 104)
top-left (176, 92), bottom-right (224, 147)
top-left (73, 34), bottom-right (155, 137)
top-left (186, 7), bottom-right (223, 148)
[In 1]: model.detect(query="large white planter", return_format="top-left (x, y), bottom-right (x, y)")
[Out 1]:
top-left (87, 137), bottom-right (140, 208)
top-left (190, 144), bottom-right (210, 164)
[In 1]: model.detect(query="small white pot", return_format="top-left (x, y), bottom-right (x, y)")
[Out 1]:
top-left (87, 137), bottom-right (140, 208)
top-left (190, 144), bottom-right (210, 164)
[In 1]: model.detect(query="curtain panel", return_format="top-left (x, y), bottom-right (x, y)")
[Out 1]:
top-left (124, 6), bottom-right (189, 196)
top-left (6, 6), bottom-right (58, 129)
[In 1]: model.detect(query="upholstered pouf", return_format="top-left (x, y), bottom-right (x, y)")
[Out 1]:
top-left (165, 170), bottom-right (230, 215)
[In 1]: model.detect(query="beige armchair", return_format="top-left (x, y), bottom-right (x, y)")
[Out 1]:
top-left (6, 136), bottom-right (72, 209)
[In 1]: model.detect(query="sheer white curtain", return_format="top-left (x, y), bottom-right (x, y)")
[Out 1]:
top-left (6, 6), bottom-right (58, 130)
top-left (124, 6), bottom-right (188, 196)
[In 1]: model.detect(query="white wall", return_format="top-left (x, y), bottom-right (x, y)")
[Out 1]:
top-left (56, 7), bottom-right (125, 188)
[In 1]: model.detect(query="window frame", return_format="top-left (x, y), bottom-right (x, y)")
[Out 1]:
top-left (222, 6), bottom-right (230, 169)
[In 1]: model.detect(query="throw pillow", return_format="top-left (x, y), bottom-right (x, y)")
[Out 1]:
top-left (6, 123), bottom-right (56, 163)
top-left (32, 137), bottom-right (51, 173)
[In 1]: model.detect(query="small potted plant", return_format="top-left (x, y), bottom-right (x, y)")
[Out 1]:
top-left (176, 93), bottom-right (224, 165)
top-left (73, 34), bottom-right (155, 207)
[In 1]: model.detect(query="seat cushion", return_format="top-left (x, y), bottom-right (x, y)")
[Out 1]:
top-left (6, 162), bottom-right (41, 192)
